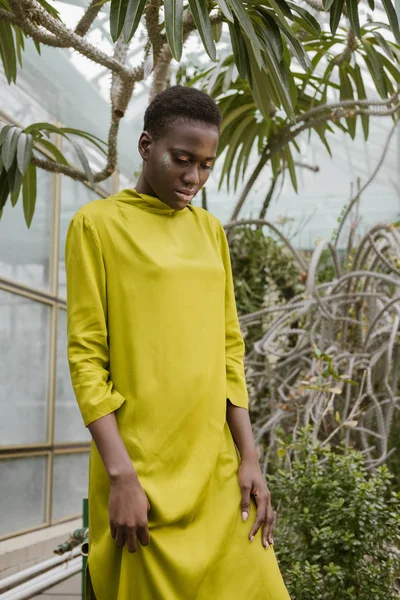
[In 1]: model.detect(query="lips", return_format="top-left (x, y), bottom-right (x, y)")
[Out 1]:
top-left (175, 189), bottom-right (196, 203)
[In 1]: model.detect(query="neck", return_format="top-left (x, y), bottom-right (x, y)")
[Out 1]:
top-left (135, 173), bottom-right (156, 197)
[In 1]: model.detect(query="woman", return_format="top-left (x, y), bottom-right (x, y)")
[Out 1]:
top-left (66, 85), bottom-right (291, 600)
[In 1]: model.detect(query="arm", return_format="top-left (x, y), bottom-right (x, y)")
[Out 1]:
top-left (65, 213), bottom-right (150, 552)
top-left (217, 224), bottom-right (274, 548)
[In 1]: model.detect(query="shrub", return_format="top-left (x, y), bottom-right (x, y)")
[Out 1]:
top-left (269, 427), bottom-right (400, 600)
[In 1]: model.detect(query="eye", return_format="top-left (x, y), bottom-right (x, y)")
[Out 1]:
top-left (174, 156), bottom-right (190, 166)
top-left (202, 163), bottom-right (213, 171)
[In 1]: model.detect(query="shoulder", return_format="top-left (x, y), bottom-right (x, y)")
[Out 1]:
top-left (189, 204), bottom-right (225, 235)
top-left (71, 196), bottom-right (115, 225)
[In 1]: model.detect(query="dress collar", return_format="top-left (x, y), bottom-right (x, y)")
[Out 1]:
top-left (117, 188), bottom-right (191, 216)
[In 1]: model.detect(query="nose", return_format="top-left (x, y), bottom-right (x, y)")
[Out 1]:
top-left (181, 163), bottom-right (200, 186)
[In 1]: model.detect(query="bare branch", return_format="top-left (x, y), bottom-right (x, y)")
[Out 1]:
top-left (334, 121), bottom-right (398, 246)
top-left (333, 29), bottom-right (358, 65)
top-left (75, 0), bottom-right (102, 37)
top-left (302, 0), bottom-right (324, 10)
top-left (14, 0), bottom-right (132, 77)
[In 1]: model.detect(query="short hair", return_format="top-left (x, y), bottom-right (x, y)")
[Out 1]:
top-left (143, 85), bottom-right (222, 140)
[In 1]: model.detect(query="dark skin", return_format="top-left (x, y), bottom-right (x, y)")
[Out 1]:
top-left (88, 117), bottom-right (275, 555)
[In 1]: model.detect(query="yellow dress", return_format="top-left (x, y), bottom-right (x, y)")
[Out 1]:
top-left (65, 188), bottom-right (291, 600)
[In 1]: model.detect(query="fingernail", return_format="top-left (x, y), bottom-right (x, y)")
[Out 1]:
top-left (242, 511), bottom-right (248, 522)
top-left (249, 535), bottom-right (254, 543)
top-left (264, 541), bottom-right (269, 549)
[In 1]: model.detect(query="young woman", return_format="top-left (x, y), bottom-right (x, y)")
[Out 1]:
top-left (66, 85), bottom-right (291, 600)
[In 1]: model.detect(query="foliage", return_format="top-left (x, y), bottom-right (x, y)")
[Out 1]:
top-left (183, 18), bottom-right (400, 205)
top-left (229, 226), bottom-right (304, 348)
top-left (269, 426), bottom-right (400, 600)
top-left (0, 121), bottom-right (106, 227)
top-left (1, 1), bottom-right (400, 224)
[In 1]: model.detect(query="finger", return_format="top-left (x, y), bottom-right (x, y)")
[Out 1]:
top-left (264, 506), bottom-right (275, 546)
top-left (110, 522), bottom-right (117, 540)
top-left (261, 508), bottom-right (269, 548)
top-left (137, 524), bottom-right (151, 547)
top-left (240, 483), bottom-right (251, 522)
top-left (115, 527), bottom-right (126, 548)
top-left (126, 528), bottom-right (138, 553)
top-left (249, 497), bottom-right (267, 542)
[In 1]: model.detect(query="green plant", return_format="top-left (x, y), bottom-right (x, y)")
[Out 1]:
top-left (269, 427), bottom-right (400, 600)
top-left (229, 226), bottom-right (304, 348)
top-left (1, 1), bottom-right (400, 224)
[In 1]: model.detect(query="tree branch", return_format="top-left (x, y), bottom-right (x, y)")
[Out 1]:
top-left (333, 29), bottom-right (357, 65)
top-left (4, 3), bottom-right (68, 47)
top-left (14, 0), bottom-right (132, 78)
top-left (230, 94), bottom-right (400, 221)
top-left (75, 0), bottom-right (102, 37)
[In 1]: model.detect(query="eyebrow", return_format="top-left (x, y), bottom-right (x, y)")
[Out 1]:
top-left (172, 148), bottom-right (216, 161)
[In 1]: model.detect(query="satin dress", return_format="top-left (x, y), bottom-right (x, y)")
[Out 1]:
top-left (65, 188), bottom-right (291, 600)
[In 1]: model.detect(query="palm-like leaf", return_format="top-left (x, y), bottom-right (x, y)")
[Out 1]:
top-left (0, 121), bottom-right (106, 225)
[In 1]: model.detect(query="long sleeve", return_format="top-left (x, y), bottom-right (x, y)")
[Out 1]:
top-left (65, 212), bottom-right (126, 426)
top-left (217, 223), bottom-right (249, 410)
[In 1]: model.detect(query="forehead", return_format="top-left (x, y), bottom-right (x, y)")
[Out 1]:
top-left (160, 118), bottom-right (219, 157)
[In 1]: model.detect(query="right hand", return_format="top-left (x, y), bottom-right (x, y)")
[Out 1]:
top-left (109, 471), bottom-right (151, 553)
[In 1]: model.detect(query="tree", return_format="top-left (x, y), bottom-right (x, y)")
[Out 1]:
top-left (0, 0), bottom-right (399, 226)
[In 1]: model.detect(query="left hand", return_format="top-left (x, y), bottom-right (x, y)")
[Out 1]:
top-left (238, 457), bottom-right (275, 548)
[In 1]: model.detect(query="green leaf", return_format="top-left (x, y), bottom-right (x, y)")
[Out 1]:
top-left (2, 127), bottom-right (20, 171)
top-left (0, 124), bottom-right (16, 144)
top-left (362, 40), bottom-right (388, 97)
top-left (220, 115), bottom-right (254, 190)
top-left (227, 0), bottom-right (263, 51)
top-left (164, 0), bottom-right (184, 61)
top-left (221, 103), bottom-right (255, 133)
top-left (37, 138), bottom-right (69, 166)
top-left (67, 136), bottom-right (95, 187)
top-left (60, 128), bottom-right (107, 155)
top-left (22, 163), bottom-right (37, 228)
top-left (110, 0), bottom-right (129, 42)
top-left (188, 0), bottom-right (216, 61)
top-left (244, 39), bottom-right (272, 120)
top-left (0, 168), bottom-right (10, 211)
top-left (7, 159), bottom-right (22, 194)
top-left (13, 27), bottom-right (25, 68)
top-left (329, 0), bottom-right (344, 36)
top-left (212, 21), bottom-right (223, 43)
top-left (346, 0), bottom-right (361, 38)
top-left (322, 0), bottom-right (335, 8)
top-left (216, 0), bottom-right (234, 23)
top-left (352, 64), bottom-right (369, 140)
top-left (267, 5), bottom-right (310, 71)
top-left (123, 0), bottom-right (147, 42)
top-left (0, 21), bottom-right (17, 84)
top-left (339, 66), bottom-right (356, 139)
top-left (370, 30), bottom-right (395, 60)
top-left (255, 9), bottom-right (283, 62)
top-left (17, 133), bottom-right (34, 175)
top-left (37, 0), bottom-right (60, 19)
top-left (287, 2), bottom-right (321, 37)
top-left (24, 122), bottom-right (64, 136)
top-left (228, 20), bottom-right (250, 79)
top-left (234, 120), bottom-right (260, 189)
top-left (381, 0), bottom-right (400, 45)
top-left (285, 144), bottom-right (298, 192)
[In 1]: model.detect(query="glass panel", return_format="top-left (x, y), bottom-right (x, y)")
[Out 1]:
top-left (55, 310), bottom-right (90, 443)
top-left (52, 453), bottom-right (89, 521)
top-left (0, 455), bottom-right (47, 536)
top-left (58, 177), bottom-right (100, 299)
top-left (0, 165), bottom-right (53, 291)
top-left (0, 291), bottom-right (50, 445)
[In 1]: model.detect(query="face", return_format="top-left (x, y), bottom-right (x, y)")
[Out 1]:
top-left (137, 118), bottom-right (219, 210)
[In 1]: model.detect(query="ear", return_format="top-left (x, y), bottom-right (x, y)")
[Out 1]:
top-left (138, 131), bottom-right (152, 161)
